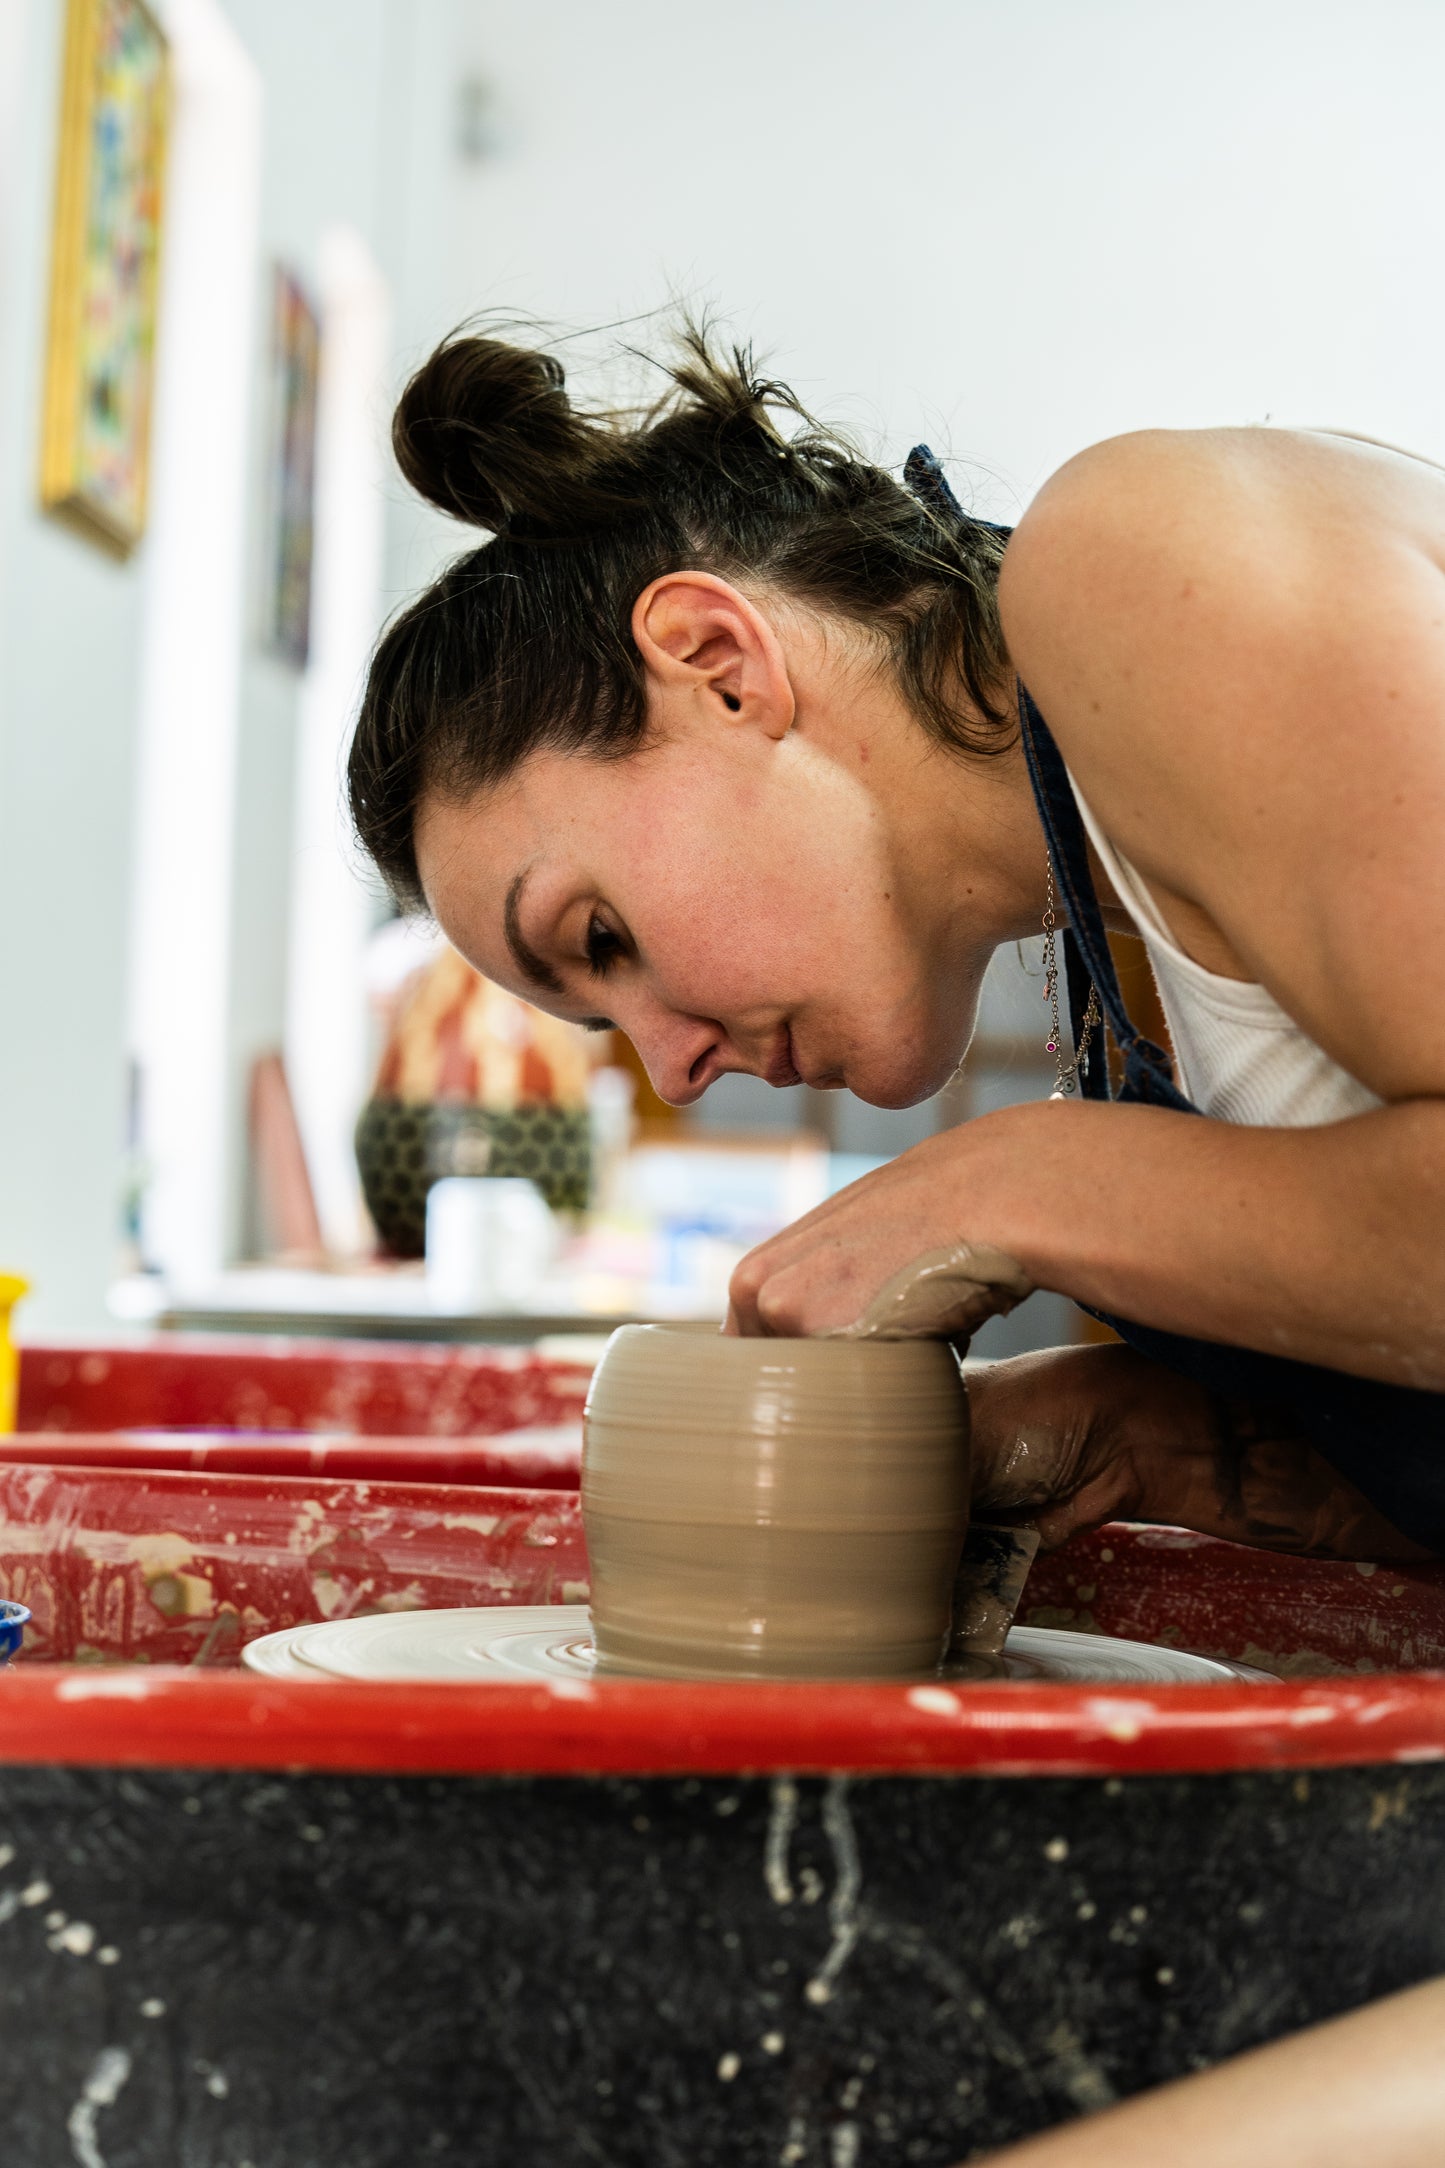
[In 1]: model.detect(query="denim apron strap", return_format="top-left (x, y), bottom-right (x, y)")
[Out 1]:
top-left (902, 444), bottom-right (1007, 535)
top-left (1016, 683), bottom-right (1183, 1108)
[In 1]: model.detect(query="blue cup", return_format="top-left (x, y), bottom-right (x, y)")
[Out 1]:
top-left (0, 1602), bottom-right (30, 1664)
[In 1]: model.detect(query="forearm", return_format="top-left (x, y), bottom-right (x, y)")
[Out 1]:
top-left (973, 1976), bottom-right (1445, 2168)
top-left (972, 1095), bottom-right (1445, 1391)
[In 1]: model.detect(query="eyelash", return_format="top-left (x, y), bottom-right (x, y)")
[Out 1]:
top-left (585, 914), bottom-right (625, 979)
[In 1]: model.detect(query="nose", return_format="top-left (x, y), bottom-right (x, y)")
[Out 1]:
top-left (623, 1004), bottom-right (730, 1108)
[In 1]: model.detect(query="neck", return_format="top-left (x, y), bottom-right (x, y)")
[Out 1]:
top-left (892, 705), bottom-right (1050, 962)
top-left (784, 615), bottom-right (1049, 962)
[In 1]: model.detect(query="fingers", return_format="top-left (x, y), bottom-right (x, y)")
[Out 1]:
top-left (725, 1233), bottom-right (836, 1338)
top-left (730, 1250), bottom-right (880, 1339)
top-left (726, 1249), bottom-right (767, 1337)
top-left (722, 1137), bottom-right (995, 1338)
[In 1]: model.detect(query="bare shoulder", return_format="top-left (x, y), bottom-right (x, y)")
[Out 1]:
top-left (1009, 424), bottom-right (1257, 544)
top-left (996, 426), bottom-right (1445, 1098)
top-left (1000, 424), bottom-right (1445, 655)
top-left (998, 423), bottom-right (1445, 771)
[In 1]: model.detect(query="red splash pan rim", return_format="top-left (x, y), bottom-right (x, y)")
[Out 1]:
top-left (4, 1664), bottom-right (1445, 1780)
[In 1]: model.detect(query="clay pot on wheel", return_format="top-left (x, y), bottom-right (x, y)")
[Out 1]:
top-left (582, 1324), bottom-right (971, 1680)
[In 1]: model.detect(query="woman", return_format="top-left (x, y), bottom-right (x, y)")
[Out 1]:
top-left (349, 325), bottom-right (1445, 1563)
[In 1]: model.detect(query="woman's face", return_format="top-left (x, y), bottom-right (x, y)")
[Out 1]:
top-left (415, 577), bottom-right (1034, 1109)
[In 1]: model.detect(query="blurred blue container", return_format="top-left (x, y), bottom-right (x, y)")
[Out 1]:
top-left (0, 1601), bottom-right (29, 1663)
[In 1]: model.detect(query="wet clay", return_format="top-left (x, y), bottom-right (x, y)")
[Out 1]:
top-left (582, 1325), bottom-right (971, 1680)
top-left (947, 1524), bottom-right (1041, 1673)
top-left (828, 1242), bottom-right (1034, 1343)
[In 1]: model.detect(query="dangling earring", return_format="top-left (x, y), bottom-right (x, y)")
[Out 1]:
top-left (1042, 860), bottom-right (1101, 1099)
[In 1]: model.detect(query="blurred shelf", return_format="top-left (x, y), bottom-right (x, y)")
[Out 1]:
top-left (108, 1269), bottom-right (723, 1345)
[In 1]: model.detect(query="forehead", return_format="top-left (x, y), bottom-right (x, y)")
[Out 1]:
top-left (413, 782), bottom-right (541, 982)
top-left (414, 742), bottom-right (618, 898)
top-left (414, 779), bottom-right (528, 912)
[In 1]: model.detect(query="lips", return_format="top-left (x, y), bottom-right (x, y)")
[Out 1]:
top-left (762, 1024), bottom-right (803, 1090)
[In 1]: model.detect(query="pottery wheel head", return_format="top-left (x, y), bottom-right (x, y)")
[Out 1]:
top-left (242, 1607), bottom-right (1271, 1687)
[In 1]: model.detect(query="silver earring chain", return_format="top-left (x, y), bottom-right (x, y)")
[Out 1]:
top-left (1042, 860), bottom-right (1101, 1099)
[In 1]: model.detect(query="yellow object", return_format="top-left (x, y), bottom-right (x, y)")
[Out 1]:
top-left (0, 1276), bottom-right (28, 1435)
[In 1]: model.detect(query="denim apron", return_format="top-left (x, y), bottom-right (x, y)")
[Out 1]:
top-left (906, 446), bottom-right (1445, 1551)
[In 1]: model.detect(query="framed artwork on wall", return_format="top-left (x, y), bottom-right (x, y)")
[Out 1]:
top-left (263, 265), bottom-right (321, 669)
top-left (39, 0), bottom-right (170, 557)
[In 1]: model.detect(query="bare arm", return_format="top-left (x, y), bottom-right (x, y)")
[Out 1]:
top-left (727, 1092), bottom-right (1445, 1390)
top-left (973, 1976), bottom-right (1445, 2168)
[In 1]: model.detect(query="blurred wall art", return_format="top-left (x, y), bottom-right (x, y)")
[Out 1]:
top-left (262, 263), bottom-right (321, 668)
top-left (39, 0), bottom-right (169, 555)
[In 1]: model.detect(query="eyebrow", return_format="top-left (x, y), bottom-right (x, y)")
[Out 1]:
top-left (504, 870), bottom-right (564, 995)
top-left (502, 868), bottom-right (615, 1033)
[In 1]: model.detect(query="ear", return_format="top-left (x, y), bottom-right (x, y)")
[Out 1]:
top-left (632, 572), bottom-right (795, 742)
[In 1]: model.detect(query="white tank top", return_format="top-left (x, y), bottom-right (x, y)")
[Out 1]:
top-left (1067, 773), bottom-right (1383, 1128)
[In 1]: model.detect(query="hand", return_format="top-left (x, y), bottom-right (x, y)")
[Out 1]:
top-left (726, 1118), bottom-right (1029, 1338)
top-left (966, 1344), bottom-right (1147, 1552)
top-left (966, 1342), bottom-right (1431, 1561)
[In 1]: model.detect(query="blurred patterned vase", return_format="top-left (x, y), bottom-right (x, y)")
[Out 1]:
top-left (356, 949), bottom-right (594, 1258)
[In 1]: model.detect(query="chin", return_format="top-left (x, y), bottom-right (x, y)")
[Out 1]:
top-left (820, 993), bottom-right (975, 1111)
top-left (840, 1043), bottom-right (959, 1111)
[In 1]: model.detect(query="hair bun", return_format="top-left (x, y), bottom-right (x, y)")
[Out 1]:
top-left (392, 334), bottom-right (601, 533)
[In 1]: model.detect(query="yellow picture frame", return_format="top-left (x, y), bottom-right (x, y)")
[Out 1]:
top-left (39, 0), bottom-right (170, 557)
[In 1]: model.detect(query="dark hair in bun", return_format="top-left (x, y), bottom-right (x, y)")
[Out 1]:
top-left (349, 319), bottom-right (1011, 906)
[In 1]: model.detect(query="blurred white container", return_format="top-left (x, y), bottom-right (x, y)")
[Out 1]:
top-left (424, 1178), bottom-right (557, 1311)
top-left (587, 1064), bottom-right (637, 1213)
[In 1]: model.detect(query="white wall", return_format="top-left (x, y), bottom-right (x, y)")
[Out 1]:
top-left (284, 225), bottom-right (390, 1255)
top-left (0, 0), bottom-right (150, 1334)
top-left (129, 0), bottom-right (262, 1291)
top-left (219, 0), bottom-right (465, 1265)
top-left (0, 0), bottom-right (465, 1329)
top-left (453, 0), bottom-right (1445, 498)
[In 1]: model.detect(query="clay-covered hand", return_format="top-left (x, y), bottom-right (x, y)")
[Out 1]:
top-left (965, 1345), bottom-right (1146, 1553)
top-left (966, 1343), bottom-right (1432, 1561)
top-left (724, 1128), bottom-right (1030, 1339)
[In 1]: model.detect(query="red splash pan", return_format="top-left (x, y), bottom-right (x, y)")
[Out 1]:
top-left (6, 1664), bottom-right (1445, 1781)
top-left (7, 1333), bottom-right (1445, 1783)
top-left (17, 1333), bottom-right (592, 1440)
top-left (0, 1427), bottom-right (582, 1490)
top-left (0, 1447), bottom-right (1443, 1779)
